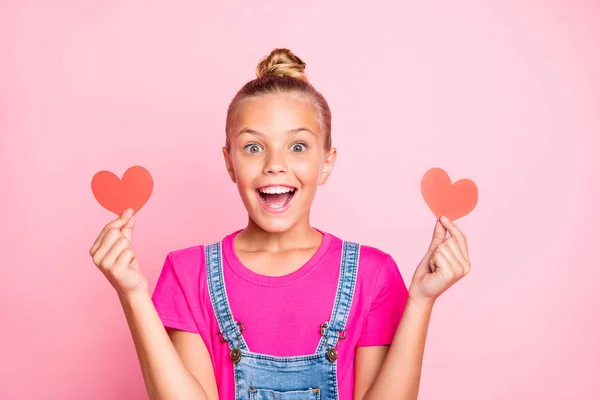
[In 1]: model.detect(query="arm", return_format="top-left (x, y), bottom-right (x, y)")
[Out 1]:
top-left (119, 290), bottom-right (216, 400)
top-left (90, 211), bottom-right (218, 399)
top-left (359, 216), bottom-right (471, 399)
top-left (354, 345), bottom-right (390, 399)
top-left (359, 298), bottom-right (434, 400)
top-left (167, 328), bottom-right (219, 399)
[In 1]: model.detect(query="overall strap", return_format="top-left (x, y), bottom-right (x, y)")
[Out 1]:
top-left (315, 241), bottom-right (360, 354)
top-left (205, 242), bottom-right (248, 351)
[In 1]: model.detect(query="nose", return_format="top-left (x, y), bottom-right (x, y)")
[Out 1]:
top-left (263, 149), bottom-right (288, 175)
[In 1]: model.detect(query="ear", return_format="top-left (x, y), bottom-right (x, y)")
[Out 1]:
top-left (222, 147), bottom-right (237, 183)
top-left (318, 147), bottom-right (337, 185)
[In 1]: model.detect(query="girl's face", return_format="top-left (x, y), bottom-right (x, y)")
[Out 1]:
top-left (223, 94), bottom-right (336, 233)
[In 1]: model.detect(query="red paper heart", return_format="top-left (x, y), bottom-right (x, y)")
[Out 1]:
top-left (421, 168), bottom-right (478, 221)
top-left (91, 165), bottom-right (153, 215)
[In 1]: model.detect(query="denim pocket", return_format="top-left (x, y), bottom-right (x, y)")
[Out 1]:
top-left (249, 387), bottom-right (321, 400)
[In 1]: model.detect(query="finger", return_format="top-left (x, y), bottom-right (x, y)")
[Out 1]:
top-left (121, 213), bottom-right (136, 243)
top-left (112, 247), bottom-right (137, 279)
top-left (431, 250), bottom-right (452, 276)
top-left (424, 219), bottom-right (448, 259)
top-left (92, 227), bottom-right (125, 267)
top-left (98, 237), bottom-right (131, 273)
top-left (437, 242), bottom-right (463, 276)
top-left (443, 237), bottom-right (470, 273)
top-left (89, 210), bottom-right (132, 256)
top-left (439, 216), bottom-right (468, 256)
top-left (129, 255), bottom-right (140, 271)
top-left (90, 209), bottom-right (134, 255)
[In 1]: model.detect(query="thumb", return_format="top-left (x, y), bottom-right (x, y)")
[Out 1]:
top-left (120, 208), bottom-right (136, 242)
top-left (423, 218), bottom-right (447, 261)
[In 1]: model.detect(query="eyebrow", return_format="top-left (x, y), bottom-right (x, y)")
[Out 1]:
top-left (237, 127), bottom-right (315, 137)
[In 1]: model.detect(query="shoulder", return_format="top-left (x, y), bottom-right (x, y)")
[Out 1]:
top-left (357, 244), bottom-right (393, 268)
top-left (328, 232), bottom-right (393, 266)
top-left (163, 245), bottom-right (206, 281)
top-left (326, 232), bottom-right (400, 280)
top-left (163, 232), bottom-right (232, 277)
top-left (357, 243), bottom-right (403, 291)
top-left (155, 234), bottom-right (232, 300)
top-left (168, 244), bottom-right (205, 258)
top-left (326, 233), bottom-right (408, 312)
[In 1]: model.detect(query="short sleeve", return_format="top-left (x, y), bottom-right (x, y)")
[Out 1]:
top-left (151, 253), bottom-right (200, 334)
top-left (357, 255), bottom-right (408, 346)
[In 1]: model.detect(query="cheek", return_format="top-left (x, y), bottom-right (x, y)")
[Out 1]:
top-left (232, 156), bottom-right (261, 184)
top-left (293, 159), bottom-right (322, 183)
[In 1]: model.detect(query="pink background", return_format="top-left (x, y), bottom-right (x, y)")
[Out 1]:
top-left (1, 1), bottom-right (599, 399)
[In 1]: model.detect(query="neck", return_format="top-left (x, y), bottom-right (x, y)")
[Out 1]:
top-left (236, 215), bottom-right (322, 252)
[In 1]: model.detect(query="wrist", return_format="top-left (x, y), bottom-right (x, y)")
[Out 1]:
top-left (117, 286), bottom-right (150, 305)
top-left (407, 294), bottom-right (436, 310)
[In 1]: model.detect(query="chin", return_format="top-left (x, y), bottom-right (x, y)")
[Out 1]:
top-left (250, 213), bottom-right (300, 233)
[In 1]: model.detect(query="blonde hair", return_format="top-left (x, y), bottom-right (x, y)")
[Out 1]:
top-left (225, 48), bottom-right (332, 151)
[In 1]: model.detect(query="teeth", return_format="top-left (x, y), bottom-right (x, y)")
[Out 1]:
top-left (259, 186), bottom-right (295, 194)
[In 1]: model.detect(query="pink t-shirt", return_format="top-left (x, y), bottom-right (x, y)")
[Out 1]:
top-left (151, 230), bottom-right (409, 399)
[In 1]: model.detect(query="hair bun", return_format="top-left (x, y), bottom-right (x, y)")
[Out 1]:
top-left (256, 48), bottom-right (308, 83)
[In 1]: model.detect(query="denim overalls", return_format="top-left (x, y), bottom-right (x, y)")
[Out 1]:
top-left (205, 240), bottom-right (360, 400)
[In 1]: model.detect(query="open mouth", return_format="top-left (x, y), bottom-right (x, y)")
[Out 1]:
top-left (257, 186), bottom-right (297, 210)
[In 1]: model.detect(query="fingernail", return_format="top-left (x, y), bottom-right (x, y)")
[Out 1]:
top-left (441, 215), bottom-right (449, 223)
top-left (123, 208), bottom-right (132, 217)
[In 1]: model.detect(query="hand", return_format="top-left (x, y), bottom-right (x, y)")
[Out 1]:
top-left (89, 208), bottom-right (148, 298)
top-left (408, 216), bottom-right (471, 305)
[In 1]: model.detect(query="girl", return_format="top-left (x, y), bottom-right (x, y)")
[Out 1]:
top-left (89, 48), bottom-right (471, 400)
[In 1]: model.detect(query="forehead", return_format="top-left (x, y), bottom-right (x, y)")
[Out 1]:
top-left (233, 94), bottom-right (320, 135)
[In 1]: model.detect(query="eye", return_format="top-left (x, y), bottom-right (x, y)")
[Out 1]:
top-left (244, 143), bottom-right (263, 154)
top-left (291, 142), bottom-right (307, 152)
